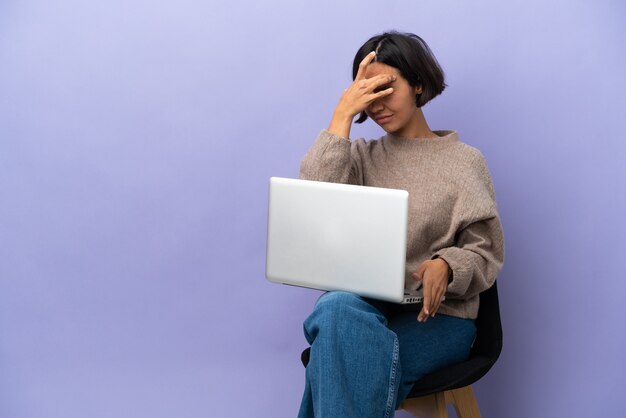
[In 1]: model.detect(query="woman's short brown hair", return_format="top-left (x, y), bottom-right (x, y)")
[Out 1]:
top-left (353, 31), bottom-right (446, 124)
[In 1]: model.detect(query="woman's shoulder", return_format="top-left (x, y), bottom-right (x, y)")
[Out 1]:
top-left (450, 136), bottom-right (485, 159)
top-left (449, 140), bottom-right (496, 201)
top-left (449, 139), bottom-right (490, 173)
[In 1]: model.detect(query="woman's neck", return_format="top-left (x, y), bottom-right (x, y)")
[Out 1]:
top-left (390, 107), bottom-right (437, 139)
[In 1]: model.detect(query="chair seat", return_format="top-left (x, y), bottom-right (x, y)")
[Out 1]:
top-left (407, 356), bottom-right (495, 398)
top-left (302, 348), bottom-right (494, 399)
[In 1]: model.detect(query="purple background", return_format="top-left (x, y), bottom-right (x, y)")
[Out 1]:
top-left (1, 0), bottom-right (625, 417)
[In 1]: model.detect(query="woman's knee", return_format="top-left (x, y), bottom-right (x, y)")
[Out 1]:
top-left (303, 291), bottom-right (385, 342)
top-left (317, 290), bottom-right (363, 309)
top-left (310, 291), bottom-right (366, 324)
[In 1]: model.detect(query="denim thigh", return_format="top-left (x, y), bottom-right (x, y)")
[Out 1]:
top-left (388, 312), bottom-right (477, 407)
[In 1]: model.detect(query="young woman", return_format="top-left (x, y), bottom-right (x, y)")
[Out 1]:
top-left (297, 31), bottom-right (505, 417)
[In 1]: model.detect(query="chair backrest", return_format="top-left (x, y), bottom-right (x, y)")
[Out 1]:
top-left (470, 281), bottom-right (502, 362)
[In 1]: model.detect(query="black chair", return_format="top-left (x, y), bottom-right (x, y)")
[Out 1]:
top-left (301, 282), bottom-right (502, 418)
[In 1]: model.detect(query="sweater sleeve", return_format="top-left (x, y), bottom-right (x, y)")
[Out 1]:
top-left (299, 130), bottom-right (364, 185)
top-left (434, 153), bottom-right (505, 300)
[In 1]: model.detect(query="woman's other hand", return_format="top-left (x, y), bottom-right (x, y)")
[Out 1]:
top-left (412, 258), bottom-right (450, 322)
top-left (328, 51), bottom-right (395, 138)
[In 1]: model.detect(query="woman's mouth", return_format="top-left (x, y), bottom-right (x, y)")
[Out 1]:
top-left (374, 115), bottom-right (393, 124)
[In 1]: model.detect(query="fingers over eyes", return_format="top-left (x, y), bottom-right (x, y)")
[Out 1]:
top-left (355, 51), bottom-right (376, 80)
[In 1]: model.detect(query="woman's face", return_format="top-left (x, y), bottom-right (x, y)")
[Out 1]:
top-left (363, 62), bottom-right (422, 137)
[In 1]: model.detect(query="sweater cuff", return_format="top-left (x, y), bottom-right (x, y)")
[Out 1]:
top-left (299, 129), bottom-right (356, 184)
top-left (306, 129), bottom-right (351, 160)
top-left (320, 129), bottom-right (351, 144)
top-left (433, 247), bottom-right (473, 297)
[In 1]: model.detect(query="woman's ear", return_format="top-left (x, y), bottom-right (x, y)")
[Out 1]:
top-left (414, 84), bottom-right (423, 95)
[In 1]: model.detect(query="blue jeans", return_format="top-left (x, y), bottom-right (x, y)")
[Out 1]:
top-left (298, 291), bottom-right (476, 418)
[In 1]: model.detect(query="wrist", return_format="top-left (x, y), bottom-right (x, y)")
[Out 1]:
top-left (328, 110), bottom-right (354, 139)
top-left (331, 108), bottom-right (354, 124)
top-left (433, 257), bottom-right (452, 282)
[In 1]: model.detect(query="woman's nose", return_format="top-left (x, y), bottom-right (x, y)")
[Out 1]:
top-left (368, 98), bottom-right (384, 113)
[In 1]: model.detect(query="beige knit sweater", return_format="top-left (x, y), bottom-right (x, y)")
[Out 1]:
top-left (299, 129), bottom-right (505, 319)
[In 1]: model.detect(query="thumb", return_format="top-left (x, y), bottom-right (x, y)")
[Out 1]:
top-left (412, 260), bottom-right (428, 281)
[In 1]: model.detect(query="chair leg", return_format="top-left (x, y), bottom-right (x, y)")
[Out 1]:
top-left (400, 385), bottom-right (481, 418)
top-left (400, 392), bottom-right (447, 418)
top-left (445, 386), bottom-right (482, 418)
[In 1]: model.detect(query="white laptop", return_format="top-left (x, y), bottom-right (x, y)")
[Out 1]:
top-left (265, 177), bottom-right (425, 304)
